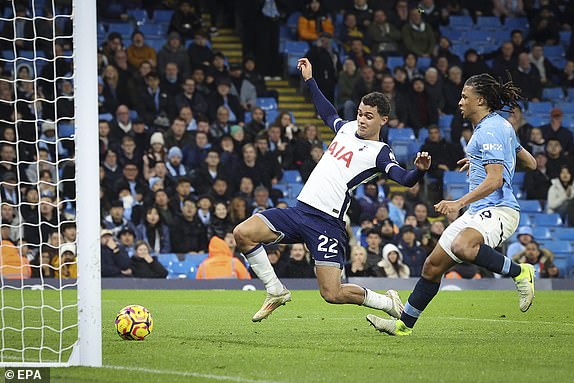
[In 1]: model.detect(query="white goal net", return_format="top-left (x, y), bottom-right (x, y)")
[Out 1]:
top-left (0, 0), bottom-right (100, 367)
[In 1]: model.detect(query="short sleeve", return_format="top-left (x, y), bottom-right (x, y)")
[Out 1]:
top-left (479, 129), bottom-right (505, 165)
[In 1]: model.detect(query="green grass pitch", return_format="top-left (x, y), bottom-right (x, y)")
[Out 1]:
top-left (2, 289), bottom-right (573, 382)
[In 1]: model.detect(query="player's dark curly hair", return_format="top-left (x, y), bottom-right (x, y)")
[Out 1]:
top-left (464, 73), bottom-right (522, 112)
top-left (361, 92), bottom-right (391, 117)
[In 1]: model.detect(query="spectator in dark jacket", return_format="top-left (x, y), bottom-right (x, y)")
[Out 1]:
top-left (277, 244), bottom-right (315, 278)
top-left (461, 49), bottom-right (491, 82)
top-left (397, 77), bottom-right (438, 131)
top-left (170, 199), bottom-right (208, 253)
top-left (174, 77), bottom-right (209, 119)
top-left (188, 31), bottom-right (214, 70)
top-left (169, 0), bottom-right (202, 41)
top-left (136, 207), bottom-right (171, 254)
top-left (101, 229), bottom-right (132, 277)
top-left (511, 52), bottom-right (542, 101)
top-left (208, 77), bottom-right (243, 124)
top-left (397, 225), bottom-right (427, 277)
top-left (130, 241), bottom-right (168, 278)
top-left (420, 125), bottom-right (462, 179)
top-left (524, 152), bottom-right (552, 201)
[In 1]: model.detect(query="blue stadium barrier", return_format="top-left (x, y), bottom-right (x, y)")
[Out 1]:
top-left (282, 170), bottom-right (302, 184)
top-left (542, 88), bottom-right (565, 102)
top-left (517, 200), bottom-right (541, 213)
top-left (527, 101), bottom-right (553, 115)
top-left (534, 213), bottom-right (562, 227)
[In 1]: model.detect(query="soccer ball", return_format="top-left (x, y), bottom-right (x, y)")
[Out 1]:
top-left (115, 305), bottom-right (154, 340)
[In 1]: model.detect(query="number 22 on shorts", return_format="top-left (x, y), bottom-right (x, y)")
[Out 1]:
top-left (317, 234), bottom-right (338, 258)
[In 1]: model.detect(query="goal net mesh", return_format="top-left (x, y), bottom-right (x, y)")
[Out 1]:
top-left (0, 0), bottom-right (78, 364)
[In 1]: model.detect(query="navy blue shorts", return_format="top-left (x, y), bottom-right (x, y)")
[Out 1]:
top-left (257, 202), bottom-right (348, 268)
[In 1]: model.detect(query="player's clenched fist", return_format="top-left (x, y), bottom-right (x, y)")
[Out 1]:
top-left (297, 58), bottom-right (313, 81)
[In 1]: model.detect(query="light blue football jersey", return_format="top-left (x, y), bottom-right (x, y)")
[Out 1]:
top-left (465, 112), bottom-right (521, 213)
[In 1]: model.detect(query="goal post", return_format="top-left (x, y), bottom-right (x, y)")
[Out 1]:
top-left (0, 0), bottom-right (101, 367)
top-left (73, 0), bottom-right (101, 367)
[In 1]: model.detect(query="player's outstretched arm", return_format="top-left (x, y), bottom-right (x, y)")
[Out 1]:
top-left (297, 58), bottom-right (342, 132)
top-left (377, 147), bottom-right (431, 187)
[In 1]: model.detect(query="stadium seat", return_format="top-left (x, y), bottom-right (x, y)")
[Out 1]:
top-left (107, 22), bottom-right (134, 38)
top-left (543, 45), bottom-right (564, 58)
top-left (568, 88), bottom-right (574, 102)
top-left (128, 9), bottom-right (148, 25)
top-left (388, 127), bottom-right (415, 142)
top-left (416, 56), bottom-right (431, 71)
top-left (265, 110), bottom-right (280, 126)
top-left (417, 128), bottom-right (429, 143)
top-left (138, 23), bottom-right (167, 37)
top-left (1, 50), bottom-right (15, 60)
top-left (186, 253), bottom-right (209, 278)
top-left (532, 226), bottom-right (551, 239)
top-left (503, 17), bottom-right (529, 31)
top-left (519, 213), bottom-right (530, 226)
top-left (552, 257), bottom-right (572, 279)
top-left (288, 182), bottom-right (304, 198)
top-left (256, 97), bottom-right (278, 111)
top-left (525, 115), bottom-right (549, 127)
top-left (386, 56), bottom-right (404, 71)
top-left (283, 41), bottom-right (308, 55)
top-left (563, 116), bottom-right (574, 130)
top-left (560, 31), bottom-right (572, 47)
top-left (286, 12), bottom-right (301, 39)
top-left (555, 102), bottom-right (574, 114)
top-left (527, 101), bottom-right (553, 115)
top-left (390, 142), bottom-right (411, 165)
top-left (146, 37), bottom-right (165, 52)
top-left (534, 213), bottom-right (562, 227)
top-left (443, 171), bottom-right (468, 199)
top-left (282, 170), bottom-right (302, 184)
top-left (58, 123), bottom-right (75, 138)
top-left (553, 227), bottom-right (574, 241)
top-left (544, 241), bottom-right (572, 253)
top-left (475, 16), bottom-right (501, 31)
top-left (517, 200), bottom-right (541, 213)
top-left (542, 88), bottom-right (565, 102)
top-left (283, 198), bottom-right (298, 207)
top-left (448, 15), bottom-right (473, 30)
top-left (153, 9), bottom-right (174, 23)
top-left (157, 253), bottom-right (179, 266)
top-left (273, 183), bottom-right (289, 198)
top-left (465, 30), bottom-right (492, 43)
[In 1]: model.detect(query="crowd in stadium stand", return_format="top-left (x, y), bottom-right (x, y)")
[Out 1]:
top-left (1, 0), bottom-right (574, 280)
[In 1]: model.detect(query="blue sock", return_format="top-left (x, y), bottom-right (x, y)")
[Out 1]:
top-left (400, 277), bottom-right (440, 328)
top-left (474, 244), bottom-right (521, 277)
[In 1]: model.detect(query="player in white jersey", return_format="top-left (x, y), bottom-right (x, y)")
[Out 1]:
top-left (233, 58), bottom-right (431, 322)
top-left (367, 73), bottom-right (538, 336)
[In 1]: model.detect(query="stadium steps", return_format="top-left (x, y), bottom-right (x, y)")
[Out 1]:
top-left (266, 79), bottom-right (334, 141)
top-left (211, 28), bottom-right (242, 63)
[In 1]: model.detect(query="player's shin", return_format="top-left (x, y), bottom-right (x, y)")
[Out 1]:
top-left (362, 288), bottom-right (393, 311)
top-left (243, 244), bottom-right (284, 294)
top-left (400, 277), bottom-right (440, 328)
top-left (474, 244), bottom-right (521, 277)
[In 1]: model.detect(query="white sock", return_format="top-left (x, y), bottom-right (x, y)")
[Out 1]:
top-left (244, 245), bottom-right (284, 295)
top-left (362, 288), bottom-right (392, 312)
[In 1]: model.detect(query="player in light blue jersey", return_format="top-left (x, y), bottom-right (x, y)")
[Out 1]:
top-left (367, 73), bottom-right (538, 336)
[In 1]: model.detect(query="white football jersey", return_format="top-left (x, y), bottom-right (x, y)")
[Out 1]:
top-left (297, 119), bottom-right (399, 219)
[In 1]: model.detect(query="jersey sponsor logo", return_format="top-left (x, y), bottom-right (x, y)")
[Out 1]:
top-left (327, 141), bottom-right (354, 168)
top-left (482, 143), bottom-right (503, 151)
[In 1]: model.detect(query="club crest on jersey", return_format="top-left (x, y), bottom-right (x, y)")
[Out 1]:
top-left (327, 141), bottom-right (354, 168)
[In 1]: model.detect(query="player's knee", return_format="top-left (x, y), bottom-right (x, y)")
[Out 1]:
top-left (451, 238), bottom-right (475, 262)
top-left (421, 259), bottom-right (442, 282)
top-left (233, 224), bottom-right (252, 247)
